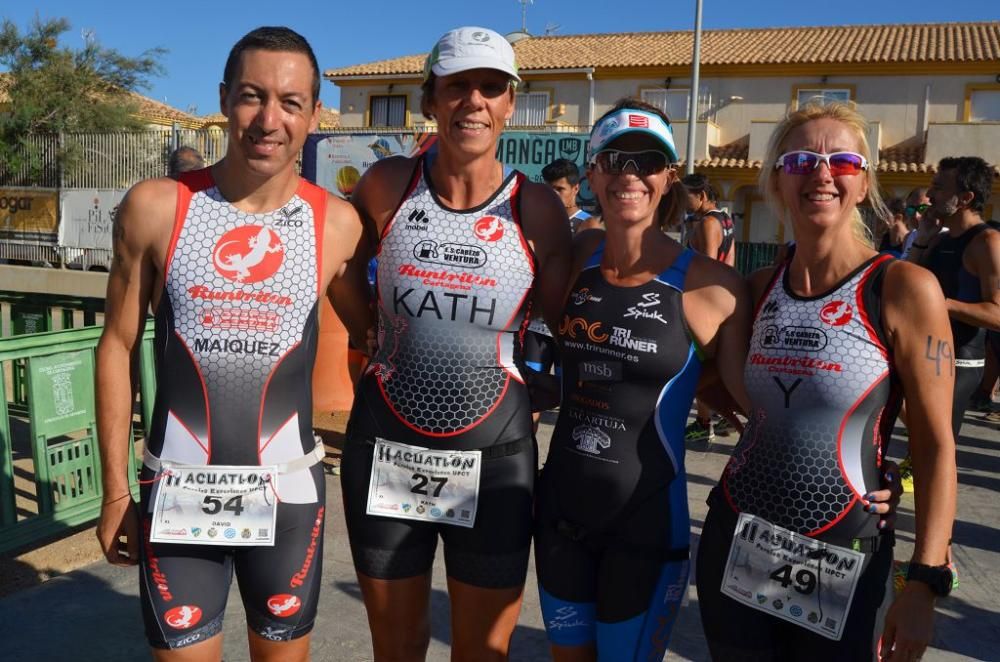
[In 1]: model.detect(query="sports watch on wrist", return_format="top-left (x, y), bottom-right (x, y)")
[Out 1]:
top-left (905, 562), bottom-right (953, 597)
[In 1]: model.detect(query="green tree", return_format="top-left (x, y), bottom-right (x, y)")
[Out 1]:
top-left (0, 16), bottom-right (166, 184)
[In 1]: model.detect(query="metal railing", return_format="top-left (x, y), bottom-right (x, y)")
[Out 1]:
top-left (0, 320), bottom-right (153, 553)
top-left (734, 241), bottom-right (781, 275)
top-left (0, 129), bottom-right (230, 190)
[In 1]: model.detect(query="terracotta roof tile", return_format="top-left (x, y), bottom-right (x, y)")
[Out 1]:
top-left (125, 91), bottom-right (202, 127)
top-left (326, 22), bottom-right (1000, 77)
top-left (878, 139), bottom-right (929, 172)
top-left (709, 135), bottom-right (749, 161)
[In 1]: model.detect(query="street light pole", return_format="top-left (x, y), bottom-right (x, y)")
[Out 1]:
top-left (685, 0), bottom-right (703, 175)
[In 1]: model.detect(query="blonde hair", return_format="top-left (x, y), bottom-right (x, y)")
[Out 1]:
top-left (758, 102), bottom-right (888, 247)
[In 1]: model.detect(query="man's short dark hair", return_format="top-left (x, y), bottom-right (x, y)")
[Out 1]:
top-left (542, 158), bottom-right (581, 186)
top-left (223, 26), bottom-right (321, 103)
top-left (681, 173), bottom-right (718, 203)
top-left (886, 197), bottom-right (906, 217)
top-left (168, 146), bottom-right (205, 177)
top-left (938, 156), bottom-right (995, 214)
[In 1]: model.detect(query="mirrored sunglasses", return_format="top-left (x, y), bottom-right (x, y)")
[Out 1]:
top-left (905, 203), bottom-right (930, 217)
top-left (591, 150), bottom-right (671, 176)
top-left (775, 150), bottom-right (868, 176)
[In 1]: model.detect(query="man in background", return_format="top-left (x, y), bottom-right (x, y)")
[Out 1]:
top-left (542, 158), bottom-right (600, 233)
top-left (682, 173), bottom-right (738, 443)
top-left (167, 145), bottom-right (205, 177)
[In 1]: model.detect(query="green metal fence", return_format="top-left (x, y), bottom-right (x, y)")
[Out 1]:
top-left (734, 241), bottom-right (782, 276)
top-left (0, 320), bottom-right (154, 554)
top-left (1, 292), bottom-right (105, 338)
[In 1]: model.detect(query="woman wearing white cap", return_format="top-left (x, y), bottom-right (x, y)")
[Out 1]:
top-left (532, 97), bottom-right (752, 660)
top-left (335, 26), bottom-right (571, 660)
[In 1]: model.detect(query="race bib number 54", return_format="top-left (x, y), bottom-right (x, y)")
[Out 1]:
top-left (150, 465), bottom-right (278, 546)
top-left (366, 439), bottom-right (482, 528)
top-left (720, 513), bottom-right (865, 641)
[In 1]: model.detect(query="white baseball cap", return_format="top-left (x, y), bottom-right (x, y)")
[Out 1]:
top-left (424, 27), bottom-right (520, 83)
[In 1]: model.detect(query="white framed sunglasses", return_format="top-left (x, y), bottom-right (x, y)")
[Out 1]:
top-left (775, 150), bottom-right (869, 176)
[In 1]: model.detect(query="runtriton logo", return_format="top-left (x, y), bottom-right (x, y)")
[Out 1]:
top-left (819, 300), bottom-right (852, 326)
top-left (188, 285), bottom-right (293, 307)
top-left (212, 225), bottom-right (284, 283)
top-left (290, 507), bottom-right (324, 588)
top-left (164, 605), bottom-right (202, 630)
top-left (473, 216), bottom-right (504, 242)
top-left (267, 594), bottom-right (302, 617)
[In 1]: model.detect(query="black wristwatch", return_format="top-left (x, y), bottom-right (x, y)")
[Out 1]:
top-left (906, 562), bottom-right (953, 597)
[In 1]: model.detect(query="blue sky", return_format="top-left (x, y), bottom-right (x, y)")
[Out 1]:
top-left (3, 1), bottom-right (998, 117)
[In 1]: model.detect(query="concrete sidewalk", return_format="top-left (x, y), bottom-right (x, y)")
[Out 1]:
top-left (2, 409), bottom-right (998, 661)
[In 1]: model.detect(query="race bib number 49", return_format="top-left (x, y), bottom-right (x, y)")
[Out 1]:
top-left (366, 439), bottom-right (482, 528)
top-left (720, 513), bottom-right (865, 641)
top-left (150, 465), bottom-right (278, 546)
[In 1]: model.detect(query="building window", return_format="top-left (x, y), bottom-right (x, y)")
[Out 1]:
top-left (969, 89), bottom-right (1000, 122)
top-left (510, 92), bottom-right (549, 126)
top-left (369, 95), bottom-right (407, 127)
top-left (795, 88), bottom-right (852, 107)
top-left (641, 89), bottom-right (690, 121)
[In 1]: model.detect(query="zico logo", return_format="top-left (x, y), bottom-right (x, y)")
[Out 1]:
top-left (143, 519), bottom-right (173, 602)
top-left (212, 225), bottom-right (284, 283)
top-left (164, 605), bottom-right (202, 630)
top-left (290, 506), bottom-right (324, 588)
top-left (560, 316), bottom-right (608, 342)
top-left (819, 300), bottom-right (852, 326)
top-left (267, 594), bottom-right (302, 617)
top-left (473, 216), bottom-right (504, 242)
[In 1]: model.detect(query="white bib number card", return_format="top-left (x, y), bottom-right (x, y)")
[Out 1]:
top-left (150, 464), bottom-right (279, 546)
top-left (366, 439), bottom-right (482, 528)
top-left (721, 513), bottom-right (865, 641)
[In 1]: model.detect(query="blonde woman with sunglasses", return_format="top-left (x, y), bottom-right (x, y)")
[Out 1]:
top-left (696, 103), bottom-right (957, 662)
top-left (532, 98), bottom-right (753, 661)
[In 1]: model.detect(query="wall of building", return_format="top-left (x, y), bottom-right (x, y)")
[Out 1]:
top-left (333, 73), bottom-right (996, 150)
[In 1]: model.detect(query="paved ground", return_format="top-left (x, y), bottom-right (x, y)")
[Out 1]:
top-left (1, 408), bottom-right (998, 661)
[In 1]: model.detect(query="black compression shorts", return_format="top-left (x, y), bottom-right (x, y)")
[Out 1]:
top-left (534, 474), bottom-right (689, 653)
top-left (341, 434), bottom-right (536, 589)
top-left (138, 464), bottom-right (326, 649)
top-left (696, 504), bottom-right (893, 662)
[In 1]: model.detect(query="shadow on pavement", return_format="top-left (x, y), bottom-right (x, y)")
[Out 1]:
top-left (0, 567), bottom-right (146, 661)
top-left (931, 593), bottom-right (1000, 659)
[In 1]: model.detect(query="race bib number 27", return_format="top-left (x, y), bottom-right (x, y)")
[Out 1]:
top-left (720, 513), bottom-right (865, 640)
top-left (366, 439), bottom-right (482, 528)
